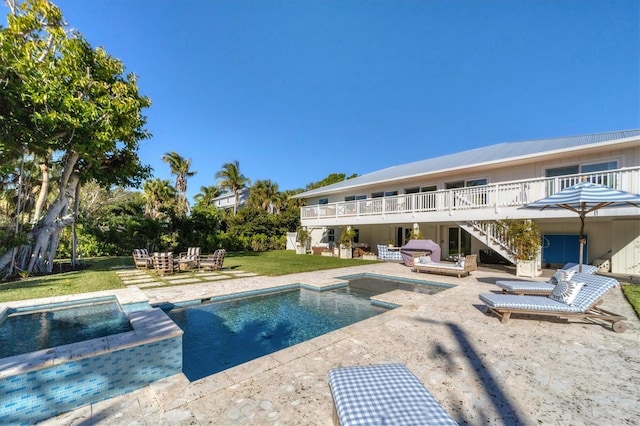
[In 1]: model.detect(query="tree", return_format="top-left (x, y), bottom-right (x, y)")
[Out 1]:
top-left (247, 179), bottom-right (279, 213)
top-left (193, 185), bottom-right (220, 208)
top-left (142, 179), bottom-right (176, 220)
top-left (162, 151), bottom-right (196, 215)
top-left (0, 0), bottom-right (151, 278)
top-left (305, 173), bottom-right (358, 191)
top-left (215, 160), bottom-right (250, 215)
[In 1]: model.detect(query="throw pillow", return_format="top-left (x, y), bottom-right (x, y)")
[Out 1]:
top-left (416, 256), bottom-right (432, 265)
top-left (456, 258), bottom-right (465, 268)
top-left (549, 269), bottom-right (576, 285)
top-left (549, 280), bottom-right (585, 305)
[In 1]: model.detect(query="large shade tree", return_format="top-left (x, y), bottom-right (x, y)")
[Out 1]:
top-left (0, 0), bottom-right (151, 278)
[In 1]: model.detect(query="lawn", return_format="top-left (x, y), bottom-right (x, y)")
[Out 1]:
top-left (0, 250), bottom-right (379, 303)
top-left (622, 284), bottom-right (640, 318)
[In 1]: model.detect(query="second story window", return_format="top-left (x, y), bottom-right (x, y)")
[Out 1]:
top-left (318, 198), bottom-right (328, 205)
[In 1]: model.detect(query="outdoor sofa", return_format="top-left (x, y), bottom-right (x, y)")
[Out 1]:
top-left (412, 254), bottom-right (477, 278)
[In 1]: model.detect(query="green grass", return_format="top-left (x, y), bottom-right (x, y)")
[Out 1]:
top-left (0, 251), bottom-right (379, 303)
top-left (621, 284), bottom-right (640, 319)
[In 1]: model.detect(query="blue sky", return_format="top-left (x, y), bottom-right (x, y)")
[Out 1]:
top-left (9, 1), bottom-right (640, 201)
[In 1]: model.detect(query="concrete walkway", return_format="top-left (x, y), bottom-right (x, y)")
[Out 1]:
top-left (41, 263), bottom-right (640, 425)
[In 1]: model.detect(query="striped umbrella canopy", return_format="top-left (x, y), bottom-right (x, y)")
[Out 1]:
top-left (521, 181), bottom-right (640, 271)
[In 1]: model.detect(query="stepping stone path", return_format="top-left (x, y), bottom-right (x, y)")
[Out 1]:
top-left (113, 266), bottom-right (251, 288)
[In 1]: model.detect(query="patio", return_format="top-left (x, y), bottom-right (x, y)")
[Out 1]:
top-left (41, 262), bottom-right (639, 425)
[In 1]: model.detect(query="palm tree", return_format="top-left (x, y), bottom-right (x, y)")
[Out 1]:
top-left (142, 178), bottom-right (176, 219)
top-left (162, 151), bottom-right (196, 215)
top-left (215, 160), bottom-right (250, 215)
top-left (193, 185), bottom-right (220, 208)
top-left (248, 179), bottom-right (279, 213)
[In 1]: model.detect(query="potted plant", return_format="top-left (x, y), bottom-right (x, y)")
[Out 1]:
top-left (362, 251), bottom-right (378, 261)
top-left (339, 227), bottom-right (356, 259)
top-left (387, 239), bottom-right (395, 248)
top-left (500, 219), bottom-right (542, 277)
top-left (296, 227), bottom-right (310, 255)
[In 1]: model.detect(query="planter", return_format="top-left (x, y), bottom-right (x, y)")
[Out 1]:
top-left (295, 246), bottom-right (307, 255)
top-left (362, 254), bottom-right (377, 261)
top-left (516, 259), bottom-right (541, 278)
top-left (339, 247), bottom-right (352, 259)
top-left (321, 251), bottom-right (333, 257)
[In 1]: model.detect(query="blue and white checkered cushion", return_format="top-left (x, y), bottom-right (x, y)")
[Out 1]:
top-left (495, 273), bottom-right (617, 295)
top-left (328, 363), bottom-right (457, 426)
top-left (481, 275), bottom-right (619, 313)
top-left (562, 262), bottom-right (599, 275)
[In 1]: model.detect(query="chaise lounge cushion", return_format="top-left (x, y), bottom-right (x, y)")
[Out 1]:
top-left (328, 363), bottom-right (457, 426)
top-left (495, 272), bottom-right (616, 295)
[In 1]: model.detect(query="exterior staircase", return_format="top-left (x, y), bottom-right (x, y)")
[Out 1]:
top-left (458, 220), bottom-right (517, 264)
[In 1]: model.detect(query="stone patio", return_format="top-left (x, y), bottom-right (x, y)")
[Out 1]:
top-left (40, 262), bottom-right (640, 425)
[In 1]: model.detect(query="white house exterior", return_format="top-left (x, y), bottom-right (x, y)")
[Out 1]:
top-left (294, 130), bottom-right (640, 275)
top-left (211, 188), bottom-right (250, 211)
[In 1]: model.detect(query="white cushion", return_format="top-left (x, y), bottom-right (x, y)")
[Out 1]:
top-left (549, 269), bottom-right (576, 285)
top-left (549, 280), bottom-right (585, 305)
top-left (416, 256), bottom-right (432, 265)
top-left (456, 259), bottom-right (465, 268)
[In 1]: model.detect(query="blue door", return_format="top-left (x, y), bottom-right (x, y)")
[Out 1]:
top-left (542, 234), bottom-right (588, 266)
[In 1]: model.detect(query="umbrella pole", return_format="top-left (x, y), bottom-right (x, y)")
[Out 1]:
top-left (579, 211), bottom-right (586, 273)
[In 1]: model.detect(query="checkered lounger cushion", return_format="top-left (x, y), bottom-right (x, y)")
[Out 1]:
top-left (561, 263), bottom-right (599, 275)
top-left (327, 363), bottom-right (457, 426)
top-left (495, 273), bottom-right (617, 295)
top-left (480, 275), bottom-right (618, 313)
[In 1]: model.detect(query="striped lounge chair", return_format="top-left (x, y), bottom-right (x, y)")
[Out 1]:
top-left (199, 249), bottom-right (226, 271)
top-left (132, 248), bottom-right (152, 269)
top-left (480, 275), bottom-right (627, 332)
top-left (495, 262), bottom-right (600, 295)
top-left (179, 247), bottom-right (201, 268)
top-left (328, 363), bottom-right (457, 426)
top-left (151, 252), bottom-right (176, 275)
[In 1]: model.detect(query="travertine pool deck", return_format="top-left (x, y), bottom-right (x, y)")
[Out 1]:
top-left (40, 262), bottom-right (639, 425)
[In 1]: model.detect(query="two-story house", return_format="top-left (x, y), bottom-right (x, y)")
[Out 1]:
top-left (294, 129), bottom-right (640, 275)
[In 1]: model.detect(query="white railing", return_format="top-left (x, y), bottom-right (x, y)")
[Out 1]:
top-left (301, 167), bottom-right (640, 220)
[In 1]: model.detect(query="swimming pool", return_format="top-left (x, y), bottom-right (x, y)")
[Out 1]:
top-left (165, 287), bottom-right (390, 381)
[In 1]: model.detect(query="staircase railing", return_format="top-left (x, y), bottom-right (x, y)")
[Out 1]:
top-left (460, 220), bottom-right (517, 263)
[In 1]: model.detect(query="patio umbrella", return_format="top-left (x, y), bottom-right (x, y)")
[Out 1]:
top-left (521, 181), bottom-right (640, 272)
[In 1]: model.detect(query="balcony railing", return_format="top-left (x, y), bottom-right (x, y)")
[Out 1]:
top-left (301, 167), bottom-right (640, 220)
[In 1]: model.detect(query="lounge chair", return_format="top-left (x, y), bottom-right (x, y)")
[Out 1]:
top-left (327, 363), bottom-right (457, 426)
top-left (178, 247), bottom-right (201, 269)
top-left (132, 248), bottom-right (152, 269)
top-left (200, 249), bottom-right (226, 271)
top-left (495, 262), bottom-right (600, 295)
top-left (480, 275), bottom-right (627, 332)
top-left (151, 252), bottom-right (176, 275)
top-left (412, 254), bottom-right (477, 278)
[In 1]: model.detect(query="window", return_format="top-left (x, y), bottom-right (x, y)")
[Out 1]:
top-left (384, 191), bottom-right (398, 197)
top-left (327, 228), bottom-right (335, 243)
top-left (405, 187), bottom-right (419, 194)
top-left (355, 195), bottom-right (366, 200)
top-left (421, 185), bottom-right (437, 192)
top-left (318, 198), bottom-right (328, 205)
top-left (445, 181), bottom-right (465, 189)
top-left (344, 196), bottom-right (355, 201)
top-left (372, 192), bottom-right (384, 198)
top-left (581, 161), bottom-right (617, 173)
top-left (466, 178), bottom-right (487, 187)
top-left (546, 165), bottom-right (579, 177)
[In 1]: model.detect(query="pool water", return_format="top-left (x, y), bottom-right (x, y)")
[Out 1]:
top-left (165, 288), bottom-right (389, 381)
top-left (0, 301), bottom-right (132, 359)
top-left (342, 275), bottom-right (452, 297)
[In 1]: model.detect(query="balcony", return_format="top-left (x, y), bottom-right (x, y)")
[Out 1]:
top-left (300, 167), bottom-right (640, 226)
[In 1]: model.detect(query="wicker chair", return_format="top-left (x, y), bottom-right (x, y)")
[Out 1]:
top-left (200, 249), bottom-right (226, 271)
top-left (132, 249), bottom-right (152, 269)
top-left (178, 247), bottom-right (201, 268)
top-left (152, 252), bottom-right (176, 275)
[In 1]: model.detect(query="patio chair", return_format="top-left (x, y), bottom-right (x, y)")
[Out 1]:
top-left (200, 249), bottom-right (226, 271)
top-left (412, 254), bottom-right (477, 278)
top-left (178, 246), bottom-right (201, 268)
top-left (495, 262), bottom-right (601, 295)
top-left (151, 252), bottom-right (176, 275)
top-left (132, 248), bottom-right (152, 269)
top-left (479, 275), bottom-right (627, 332)
top-left (327, 363), bottom-right (457, 426)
